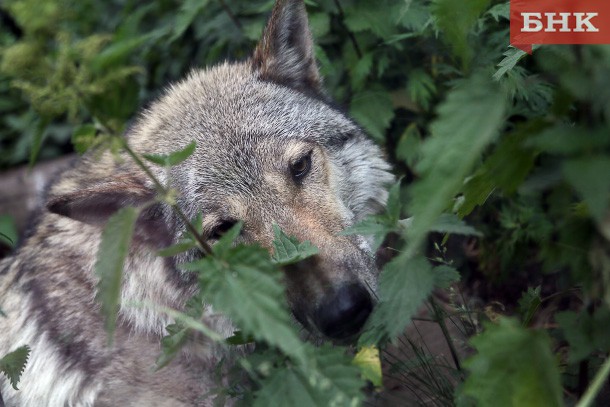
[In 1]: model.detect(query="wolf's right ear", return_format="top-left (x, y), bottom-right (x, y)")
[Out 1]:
top-left (252, 0), bottom-right (321, 93)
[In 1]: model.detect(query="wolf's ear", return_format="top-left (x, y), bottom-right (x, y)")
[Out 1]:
top-left (252, 0), bottom-right (321, 92)
top-left (47, 174), bottom-right (171, 247)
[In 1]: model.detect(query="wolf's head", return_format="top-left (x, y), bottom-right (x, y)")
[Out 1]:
top-left (47, 0), bottom-right (393, 340)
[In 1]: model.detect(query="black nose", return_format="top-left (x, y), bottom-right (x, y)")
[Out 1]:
top-left (313, 283), bottom-right (373, 340)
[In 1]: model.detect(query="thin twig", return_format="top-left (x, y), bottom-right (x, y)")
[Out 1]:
top-left (332, 0), bottom-right (362, 59)
top-left (218, 0), bottom-right (242, 31)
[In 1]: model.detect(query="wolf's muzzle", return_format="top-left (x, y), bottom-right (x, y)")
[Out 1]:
top-left (313, 283), bottom-right (373, 340)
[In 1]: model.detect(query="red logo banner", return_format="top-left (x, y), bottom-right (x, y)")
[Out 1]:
top-left (510, 0), bottom-right (610, 53)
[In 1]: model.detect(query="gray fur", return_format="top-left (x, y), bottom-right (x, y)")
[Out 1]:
top-left (0, 0), bottom-right (393, 405)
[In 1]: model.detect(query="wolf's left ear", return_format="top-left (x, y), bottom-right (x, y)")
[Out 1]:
top-left (252, 0), bottom-right (321, 92)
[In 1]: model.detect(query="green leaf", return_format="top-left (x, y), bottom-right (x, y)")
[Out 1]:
top-left (524, 125), bottom-right (610, 156)
top-left (493, 47), bottom-right (528, 81)
top-left (432, 0), bottom-right (491, 67)
top-left (353, 345), bottom-right (382, 387)
top-left (155, 324), bottom-right (189, 370)
top-left (396, 123), bottom-right (422, 169)
top-left (427, 213), bottom-right (482, 237)
top-left (458, 125), bottom-right (540, 217)
top-left (143, 141), bottom-right (196, 167)
top-left (359, 255), bottom-right (435, 344)
top-left (407, 69), bottom-right (436, 111)
top-left (157, 240), bottom-right (196, 257)
top-left (254, 345), bottom-right (364, 407)
top-left (184, 244), bottom-right (306, 364)
top-left (28, 116), bottom-right (49, 167)
top-left (487, 2), bottom-right (510, 21)
top-left (170, 0), bottom-right (211, 42)
top-left (0, 215), bottom-right (18, 249)
top-left (350, 88), bottom-right (395, 143)
top-left (95, 206), bottom-right (139, 345)
top-left (517, 286), bottom-right (541, 326)
top-left (0, 345), bottom-right (30, 390)
top-left (432, 264), bottom-right (461, 289)
top-left (556, 307), bottom-right (610, 363)
top-left (71, 124), bottom-right (98, 154)
top-left (271, 225), bottom-right (319, 266)
top-left (406, 72), bottom-right (506, 257)
top-left (563, 156), bottom-right (610, 222)
top-left (462, 318), bottom-right (563, 407)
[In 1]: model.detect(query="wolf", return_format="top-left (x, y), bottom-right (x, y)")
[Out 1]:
top-left (0, 0), bottom-right (393, 405)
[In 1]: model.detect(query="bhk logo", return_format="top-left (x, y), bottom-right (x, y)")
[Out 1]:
top-left (510, 0), bottom-right (610, 53)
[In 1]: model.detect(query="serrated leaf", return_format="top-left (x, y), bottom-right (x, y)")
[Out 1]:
top-left (254, 345), bottom-right (364, 407)
top-left (155, 324), bottom-right (189, 370)
top-left (350, 88), bottom-right (395, 143)
top-left (406, 72), bottom-right (506, 257)
top-left (407, 69), bottom-right (436, 111)
top-left (359, 255), bottom-right (435, 344)
top-left (524, 125), bottom-right (610, 155)
top-left (428, 213), bottom-right (482, 237)
top-left (518, 286), bottom-right (541, 326)
top-left (432, 0), bottom-right (491, 67)
top-left (157, 240), bottom-right (196, 257)
top-left (271, 225), bottom-right (318, 266)
top-left (458, 124), bottom-right (540, 217)
top-left (487, 2), bottom-right (510, 21)
top-left (353, 345), bottom-right (382, 387)
top-left (0, 345), bottom-right (30, 390)
top-left (493, 47), bottom-right (528, 81)
top-left (462, 318), bottom-right (563, 407)
top-left (184, 244), bottom-right (306, 364)
top-left (563, 156), bottom-right (610, 222)
top-left (143, 141), bottom-right (196, 167)
top-left (95, 206), bottom-right (139, 345)
top-left (432, 264), bottom-right (461, 288)
top-left (556, 307), bottom-right (610, 363)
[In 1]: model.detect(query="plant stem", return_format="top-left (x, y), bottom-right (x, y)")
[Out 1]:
top-left (429, 297), bottom-right (461, 372)
top-left (575, 355), bottom-right (610, 407)
top-left (120, 140), bottom-right (213, 256)
top-left (332, 0), bottom-right (362, 59)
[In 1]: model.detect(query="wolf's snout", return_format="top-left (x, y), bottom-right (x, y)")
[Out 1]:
top-left (313, 283), bottom-right (373, 340)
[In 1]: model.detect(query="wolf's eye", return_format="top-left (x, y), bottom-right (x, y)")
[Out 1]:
top-left (290, 151), bottom-right (312, 182)
top-left (209, 220), bottom-right (237, 240)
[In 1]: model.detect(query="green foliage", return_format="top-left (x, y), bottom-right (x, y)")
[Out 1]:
top-left (94, 206), bottom-right (139, 345)
top-left (0, 215), bottom-right (18, 248)
top-left (0, 345), bottom-right (30, 390)
top-left (3, 0), bottom-right (610, 404)
top-left (143, 141), bottom-right (197, 167)
top-left (463, 318), bottom-right (563, 407)
top-left (271, 224), bottom-right (319, 266)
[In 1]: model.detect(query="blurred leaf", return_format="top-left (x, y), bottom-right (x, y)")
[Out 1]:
top-left (432, 264), bottom-right (461, 288)
top-left (350, 88), bottom-right (395, 143)
top-left (157, 240), bottom-right (196, 257)
top-left (0, 215), bottom-right (18, 248)
top-left (427, 213), bottom-right (482, 237)
top-left (563, 157), bottom-right (610, 222)
top-left (95, 206), bottom-right (139, 345)
top-left (155, 324), bottom-right (189, 370)
top-left (170, 0), bottom-right (211, 42)
top-left (462, 318), bottom-right (563, 407)
top-left (396, 123), bottom-right (422, 169)
top-left (407, 72), bottom-right (506, 256)
top-left (493, 47), bottom-right (528, 81)
top-left (517, 286), bottom-right (541, 326)
top-left (0, 345), bottom-right (30, 390)
top-left (143, 141), bottom-right (197, 167)
top-left (432, 0), bottom-right (491, 67)
top-left (556, 307), bottom-right (610, 363)
top-left (254, 344), bottom-right (364, 407)
top-left (72, 124), bottom-right (98, 154)
top-left (353, 345), bottom-right (382, 387)
top-left (360, 255), bottom-right (435, 344)
top-left (525, 125), bottom-right (610, 155)
top-left (271, 225), bottom-right (318, 266)
top-left (407, 69), bottom-right (436, 111)
top-left (28, 117), bottom-right (49, 167)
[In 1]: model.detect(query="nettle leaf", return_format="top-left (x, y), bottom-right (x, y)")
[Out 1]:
top-left (432, 264), bottom-right (461, 289)
top-left (143, 141), bottom-right (196, 167)
top-left (72, 124), bottom-right (97, 154)
top-left (458, 124), bottom-right (540, 218)
top-left (524, 125), bottom-right (610, 155)
top-left (432, 0), bottom-right (491, 67)
top-left (462, 318), bottom-right (563, 407)
top-left (556, 306), bottom-right (610, 363)
top-left (155, 323), bottom-right (189, 370)
top-left (406, 72), bottom-right (506, 256)
top-left (253, 344), bottom-right (364, 407)
top-left (170, 0), bottom-right (210, 42)
top-left (493, 47), bottom-right (528, 81)
top-left (407, 68), bottom-right (436, 111)
top-left (95, 206), bottom-right (139, 344)
top-left (396, 123), bottom-right (422, 169)
top-left (486, 2), bottom-right (510, 21)
top-left (271, 225), bottom-right (318, 266)
top-left (428, 213), bottom-right (482, 237)
top-left (183, 238), bottom-right (306, 364)
top-left (341, 180), bottom-right (402, 251)
top-left (349, 88), bottom-right (395, 143)
top-left (359, 255), bottom-right (435, 345)
top-left (0, 345), bottom-right (30, 390)
top-left (353, 345), bottom-right (382, 387)
top-left (518, 286), bottom-right (541, 326)
top-left (157, 240), bottom-right (196, 257)
top-left (563, 156), bottom-right (610, 222)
